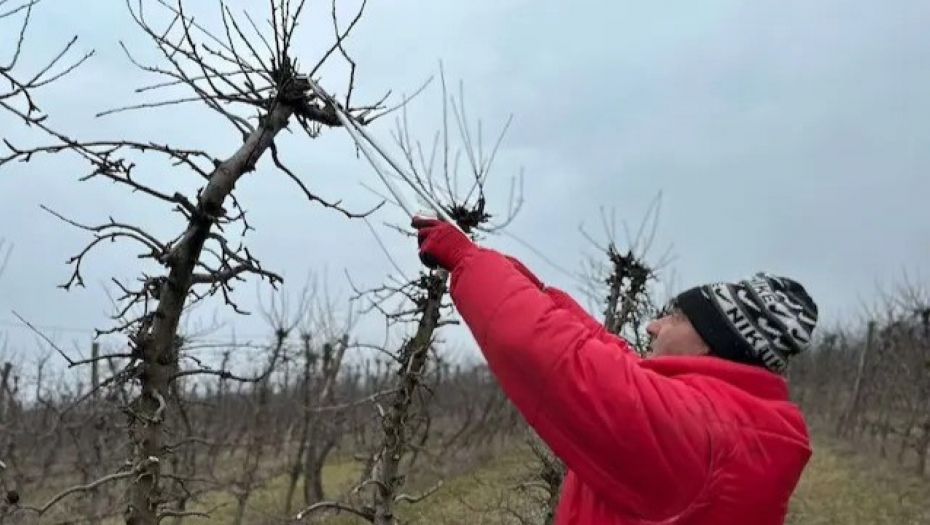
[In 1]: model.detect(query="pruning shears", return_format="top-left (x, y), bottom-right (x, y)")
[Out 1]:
top-left (298, 75), bottom-right (461, 232)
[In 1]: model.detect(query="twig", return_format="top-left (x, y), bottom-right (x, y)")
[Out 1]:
top-left (19, 457), bottom-right (157, 515)
top-left (10, 311), bottom-right (75, 365)
top-left (293, 500), bottom-right (374, 522)
top-left (395, 479), bottom-right (443, 504)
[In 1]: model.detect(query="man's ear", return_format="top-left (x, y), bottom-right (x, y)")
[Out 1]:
top-left (681, 315), bottom-right (712, 356)
top-left (692, 334), bottom-right (712, 356)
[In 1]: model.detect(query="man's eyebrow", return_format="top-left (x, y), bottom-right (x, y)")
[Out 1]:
top-left (658, 299), bottom-right (678, 316)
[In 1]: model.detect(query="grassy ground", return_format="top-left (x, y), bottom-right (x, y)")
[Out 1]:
top-left (189, 433), bottom-right (930, 524)
top-left (29, 432), bottom-right (930, 524)
top-left (389, 433), bottom-right (930, 525)
top-left (786, 434), bottom-right (930, 524)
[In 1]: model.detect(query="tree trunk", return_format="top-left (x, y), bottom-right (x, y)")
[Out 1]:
top-left (917, 416), bottom-right (930, 477)
top-left (124, 104), bottom-right (293, 525)
top-left (371, 273), bottom-right (445, 525)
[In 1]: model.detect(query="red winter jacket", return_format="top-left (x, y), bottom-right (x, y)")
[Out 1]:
top-left (447, 248), bottom-right (812, 525)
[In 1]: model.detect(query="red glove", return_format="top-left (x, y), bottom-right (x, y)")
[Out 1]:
top-left (411, 216), bottom-right (477, 271)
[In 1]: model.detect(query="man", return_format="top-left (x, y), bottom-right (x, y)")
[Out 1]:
top-left (412, 216), bottom-right (818, 525)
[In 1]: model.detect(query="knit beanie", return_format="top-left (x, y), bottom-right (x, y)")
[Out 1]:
top-left (673, 272), bottom-right (818, 373)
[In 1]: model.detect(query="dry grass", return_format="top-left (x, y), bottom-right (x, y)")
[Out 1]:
top-left (390, 434), bottom-right (930, 525)
top-left (21, 432), bottom-right (930, 524)
top-left (300, 433), bottom-right (930, 524)
top-left (786, 434), bottom-right (930, 524)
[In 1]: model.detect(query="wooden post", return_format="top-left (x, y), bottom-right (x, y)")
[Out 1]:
top-left (837, 321), bottom-right (875, 437)
top-left (0, 362), bottom-right (11, 420)
top-left (91, 341), bottom-right (100, 398)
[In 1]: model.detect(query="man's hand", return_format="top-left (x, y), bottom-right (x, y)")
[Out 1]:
top-left (411, 216), bottom-right (477, 271)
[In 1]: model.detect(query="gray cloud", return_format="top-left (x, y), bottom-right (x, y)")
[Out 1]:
top-left (1, 0), bottom-right (928, 367)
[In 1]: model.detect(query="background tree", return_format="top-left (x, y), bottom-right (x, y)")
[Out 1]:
top-left (789, 274), bottom-right (930, 477)
top-left (577, 196), bottom-right (672, 354)
top-left (525, 200), bottom-right (670, 524)
top-left (0, 0), bottom-right (388, 522)
top-left (293, 69), bottom-right (523, 524)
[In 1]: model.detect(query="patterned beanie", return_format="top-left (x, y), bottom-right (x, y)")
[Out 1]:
top-left (672, 272), bottom-right (818, 374)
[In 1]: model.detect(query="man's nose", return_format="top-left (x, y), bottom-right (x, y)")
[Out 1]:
top-left (645, 319), bottom-right (659, 337)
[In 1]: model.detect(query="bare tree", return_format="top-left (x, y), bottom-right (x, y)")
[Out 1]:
top-left (277, 280), bottom-right (359, 513)
top-left (0, 0), bottom-right (395, 522)
top-left (514, 198), bottom-right (670, 524)
top-left (790, 272), bottom-right (930, 477)
top-left (0, 0), bottom-right (93, 121)
top-left (293, 68), bottom-right (523, 524)
top-left (577, 195), bottom-right (672, 354)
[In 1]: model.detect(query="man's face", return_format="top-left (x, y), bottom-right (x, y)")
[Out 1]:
top-left (645, 305), bottom-right (711, 358)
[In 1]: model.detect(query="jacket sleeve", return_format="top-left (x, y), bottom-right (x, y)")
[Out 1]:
top-left (449, 248), bottom-right (712, 520)
top-left (502, 253), bottom-right (636, 353)
top-left (544, 287), bottom-right (639, 353)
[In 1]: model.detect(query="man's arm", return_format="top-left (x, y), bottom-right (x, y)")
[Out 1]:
top-left (449, 248), bottom-right (710, 520)
top-left (503, 253), bottom-right (638, 355)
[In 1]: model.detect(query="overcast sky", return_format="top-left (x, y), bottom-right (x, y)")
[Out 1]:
top-left (1, 0), bottom-right (929, 374)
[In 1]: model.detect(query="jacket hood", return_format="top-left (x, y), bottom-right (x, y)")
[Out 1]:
top-left (640, 354), bottom-right (790, 401)
top-left (640, 355), bottom-right (811, 448)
